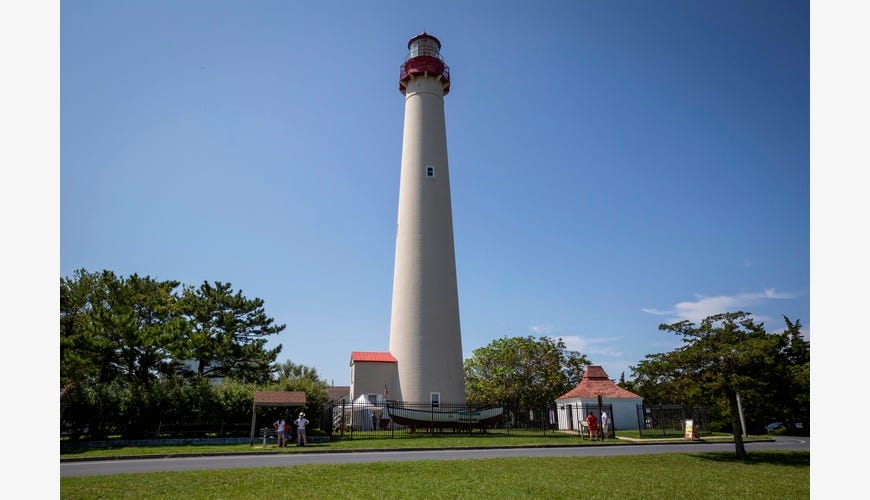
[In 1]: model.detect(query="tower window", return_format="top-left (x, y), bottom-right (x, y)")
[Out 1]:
top-left (430, 392), bottom-right (441, 408)
top-left (425, 165), bottom-right (435, 178)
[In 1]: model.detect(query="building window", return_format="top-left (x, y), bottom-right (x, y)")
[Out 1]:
top-left (425, 165), bottom-right (435, 178)
top-left (430, 392), bottom-right (440, 409)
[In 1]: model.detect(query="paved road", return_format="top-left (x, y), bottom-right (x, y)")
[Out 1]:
top-left (60, 437), bottom-right (809, 478)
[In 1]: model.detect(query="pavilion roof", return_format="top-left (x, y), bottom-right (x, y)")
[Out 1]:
top-left (253, 391), bottom-right (307, 407)
top-left (556, 365), bottom-right (642, 400)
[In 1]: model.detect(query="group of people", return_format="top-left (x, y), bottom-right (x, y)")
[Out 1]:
top-left (585, 410), bottom-right (609, 441)
top-left (273, 412), bottom-right (310, 447)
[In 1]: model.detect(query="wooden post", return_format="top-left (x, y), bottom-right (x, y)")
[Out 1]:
top-left (249, 402), bottom-right (257, 446)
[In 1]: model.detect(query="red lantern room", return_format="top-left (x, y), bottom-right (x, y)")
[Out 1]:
top-left (399, 32), bottom-right (450, 95)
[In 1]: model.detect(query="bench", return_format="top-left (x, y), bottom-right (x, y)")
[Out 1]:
top-left (260, 427), bottom-right (279, 447)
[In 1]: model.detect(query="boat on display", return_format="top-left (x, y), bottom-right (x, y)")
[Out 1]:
top-left (386, 405), bottom-right (504, 428)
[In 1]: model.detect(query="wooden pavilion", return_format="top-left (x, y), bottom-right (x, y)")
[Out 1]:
top-left (249, 391), bottom-right (307, 445)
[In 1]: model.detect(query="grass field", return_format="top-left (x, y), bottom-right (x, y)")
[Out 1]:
top-left (60, 451), bottom-right (809, 499)
top-left (60, 431), bottom-right (768, 459)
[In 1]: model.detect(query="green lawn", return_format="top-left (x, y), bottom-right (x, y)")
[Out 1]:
top-left (61, 451), bottom-right (809, 499)
top-left (60, 431), bottom-right (770, 458)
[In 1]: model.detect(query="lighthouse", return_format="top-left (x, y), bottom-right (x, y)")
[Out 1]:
top-left (388, 33), bottom-right (465, 405)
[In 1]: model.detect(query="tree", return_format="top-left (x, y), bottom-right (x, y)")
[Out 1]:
top-left (274, 360), bottom-right (324, 383)
top-left (176, 281), bottom-right (284, 383)
top-left (60, 269), bottom-right (184, 385)
top-left (61, 269), bottom-right (106, 383)
top-left (617, 371), bottom-right (638, 394)
top-left (464, 336), bottom-right (591, 413)
top-left (60, 270), bottom-right (296, 438)
top-left (762, 316), bottom-right (810, 433)
top-left (264, 360), bottom-right (330, 425)
top-left (62, 270), bottom-right (287, 386)
top-left (632, 311), bottom-right (805, 459)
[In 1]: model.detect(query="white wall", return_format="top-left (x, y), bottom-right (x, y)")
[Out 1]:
top-left (350, 362), bottom-right (398, 402)
top-left (556, 398), bottom-right (642, 431)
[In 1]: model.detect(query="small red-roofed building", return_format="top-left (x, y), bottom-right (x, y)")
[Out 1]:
top-left (555, 365), bottom-right (643, 431)
top-left (349, 351), bottom-right (398, 404)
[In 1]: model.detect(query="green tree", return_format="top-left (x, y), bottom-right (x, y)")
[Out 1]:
top-left (464, 336), bottom-right (591, 413)
top-left (275, 359), bottom-right (324, 382)
top-left (632, 311), bottom-right (804, 459)
top-left (273, 360), bottom-right (330, 425)
top-left (60, 269), bottom-right (184, 385)
top-left (626, 352), bottom-right (688, 405)
top-left (214, 379), bottom-right (261, 423)
top-left (616, 371), bottom-right (638, 394)
top-left (176, 281), bottom-right (284, 383)
top-left (61, 269), bottom-right (106, 383)
top-left (758, 316), bottom-right (810, 433)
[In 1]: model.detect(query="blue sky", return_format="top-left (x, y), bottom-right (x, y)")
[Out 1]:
top-left (58, 0), bottom-right (810, 387)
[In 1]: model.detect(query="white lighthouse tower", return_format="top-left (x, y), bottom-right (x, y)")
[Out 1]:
top-left (388, 33), bottom-right (465, 405)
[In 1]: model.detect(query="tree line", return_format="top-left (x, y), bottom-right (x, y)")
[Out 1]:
top-left (60, 269), bottom-right (328, 439)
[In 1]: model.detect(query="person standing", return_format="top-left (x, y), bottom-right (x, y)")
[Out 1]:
top-left (600, 411), bottom-right (609, 441)
top-left (294, 412), bottom-right (309, 446)
top-left (586, 412), bottom-right (598, 441)
top-left (273, 417), bottom-right (286, 448)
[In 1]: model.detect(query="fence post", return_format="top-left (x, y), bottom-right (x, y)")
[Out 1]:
top-left (660, 406), bottom-right (666, 436)
top-left (607, 404), bottom-right (616, 439)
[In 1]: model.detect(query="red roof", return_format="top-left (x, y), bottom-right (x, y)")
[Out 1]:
top-left (556, 365), bottom-right (642, 400)
top-left (350, 351), bottom-right (397, 363)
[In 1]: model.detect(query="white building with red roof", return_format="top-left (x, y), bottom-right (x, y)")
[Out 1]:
top-left (349, 352), bottom-right (398, 404)
top-left (556, 365), bottom-right (643, 431)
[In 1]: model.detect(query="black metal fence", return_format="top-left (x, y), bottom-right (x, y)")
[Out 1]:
top-left (563, 403), bottom-right (615, 439)
top-left (636, 404), bottom-right (711, 437)
top-left (322, 399), bottom-right (573, 440)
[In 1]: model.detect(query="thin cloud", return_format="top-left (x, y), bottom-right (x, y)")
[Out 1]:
top-left (529, 324), bottom-right (556, 334)
top-left (558, 335), bottom-right (584, 351)
top-left (640, 308), bottom-right (672, 316)
top-left (560, 335), bottom-right (624, 357)
top-left (644, 288), bottom-right (796, 324)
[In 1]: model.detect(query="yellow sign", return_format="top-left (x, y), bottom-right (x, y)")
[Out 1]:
top-left (685, 419), bottom-right (694, 439)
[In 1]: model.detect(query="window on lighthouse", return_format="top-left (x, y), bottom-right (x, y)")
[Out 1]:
top-left (425, 165), bottom-right (435, 178)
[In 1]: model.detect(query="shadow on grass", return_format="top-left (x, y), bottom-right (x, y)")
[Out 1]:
top-left (690, 451), bottom-right (809, 467)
